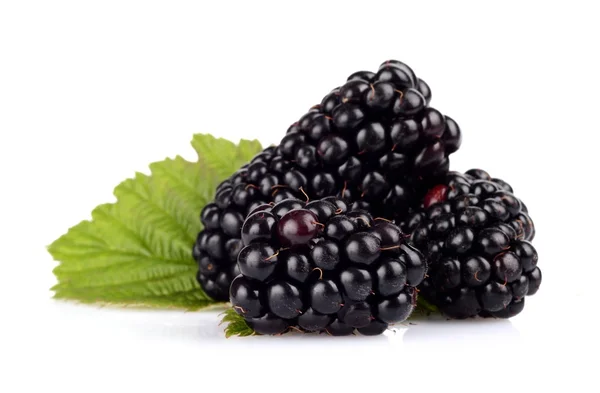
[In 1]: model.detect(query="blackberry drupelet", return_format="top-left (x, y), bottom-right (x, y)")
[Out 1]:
top-left (402, 169), bottom-right (541, 319)
top-left (194, 60), bottom-right (461, 300)
top-left (193, 146), bottom-right (285, 300)
top-left (230, 197), bottom-right (428, 335)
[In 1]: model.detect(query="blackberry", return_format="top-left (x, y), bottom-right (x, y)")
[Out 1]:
top-left (194, 60), bottom-right (461, 300)
top-left (402, 169), bottom-right (541, 319)
top-left (290, 60), bottom-right (462, 220)
top-left (230, 197), bottom-right (427, 335)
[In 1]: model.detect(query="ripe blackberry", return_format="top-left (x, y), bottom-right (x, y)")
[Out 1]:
top-left (194, 60), bottom-right (460, 300)
top-left (230, 197), bottom-right (427, 335)
top-left (402, 169), bottom-right (541, 319)
top-left (282, 59), bottom-right (461, 220)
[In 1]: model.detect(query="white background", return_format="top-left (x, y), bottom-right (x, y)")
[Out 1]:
top-left (1, 1), bottom-right (598, 392)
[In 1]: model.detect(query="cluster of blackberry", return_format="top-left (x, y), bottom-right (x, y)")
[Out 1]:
top-left (230, 197), bottom-right (426, 335)
top-left (192, 60), bottom-right (541, 334)
top-left (194, 60), bottom-right (461, 301)
top-left (402, 169), bottom-right (540, 319)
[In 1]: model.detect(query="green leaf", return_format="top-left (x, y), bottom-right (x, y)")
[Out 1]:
top-left (409, 296), bottom-right (441, 319)
top-left (416, 296), bottom-right (440, 313)
top-left (191, 134), bottom-right (264, 180)
top-left (220, 308), bottom-right (255, 338)
top-left (48, 134), bottom-right (263, 309)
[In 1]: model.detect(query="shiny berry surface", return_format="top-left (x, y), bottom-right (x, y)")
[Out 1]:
top-left (241, 211), bottom-right (278, 245)
top-left (271, 199), bottom-right (305, 218)
top-left (237, 243), bottom-right (279, 282)
top-left (345, 232), bottom-right (381, 265)
top-left (246, 313), bottom-right (289, 335)
top-left (230, 275), bottom-right (263, 318)
top-left (404, 169), bottom-right (540, 319)
top-left (340, 268), bottom-right (372, 301)
top-left (310, 279), bottom-right (343, 314)
top-left (267, 281), bottom-right (304, 319)
top-left (277, 209), bottom-right (320, 246)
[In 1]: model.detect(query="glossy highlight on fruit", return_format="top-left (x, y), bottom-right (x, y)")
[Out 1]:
top-left (277, 209), bottom-right (320, 246)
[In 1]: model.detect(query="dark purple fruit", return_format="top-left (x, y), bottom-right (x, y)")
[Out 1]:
top-left (267, 281), bottom-right (304, 319)
top-left (237, 243), bottom-right (279, 282)
top-left (404, 170), bottom-right (540, 319)
top-left (277, 209), bottom-right (320, 246)
top-left (241, 211), bottom-right (278, 245)
top-left (310, 279), bottom-right (343, 314)
top-left (339, 268), bottom-right (372, 301)
top-left (376, 288), bottom-right (415, 323)
top-left (230, 275), bottom-right (263, 318)
top-left (246, 313), bottom-right (289, 335)
top-left (345, 232), bottom-right (381, 265)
